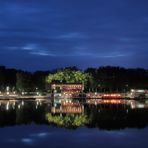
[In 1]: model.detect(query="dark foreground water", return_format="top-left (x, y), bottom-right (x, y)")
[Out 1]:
top-left (1, 124), bottom-right (148, 148)
top-left (0, 99), bottom-right (148, 148)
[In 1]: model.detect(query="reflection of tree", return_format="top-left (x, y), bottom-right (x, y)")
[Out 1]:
top-left (86, 105), bottom-right (148, 130)
top-left (46, 113), bottom-right (88, 128)
top-left (15, 102), bottom-right (50, 124)
top-left (1, 102), bottom-right (148, 130)
top-left (0, 108), bottom-right (16, 127)
top-left (16, 103), bottom-right (35, 124)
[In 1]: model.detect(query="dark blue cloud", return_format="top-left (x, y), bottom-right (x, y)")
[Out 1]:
top-left (0, 0), bottom-right (148, 71)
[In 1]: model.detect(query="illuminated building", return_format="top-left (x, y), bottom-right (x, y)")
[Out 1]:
top-left (51, 83), bottom-right (84, 104)
top-left (129, 89), bottom-right (148, 98)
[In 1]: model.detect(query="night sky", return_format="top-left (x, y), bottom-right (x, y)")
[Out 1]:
top-left (0, 0), bottom-right (148, 71)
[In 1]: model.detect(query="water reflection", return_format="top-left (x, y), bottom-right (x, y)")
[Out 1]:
top-left (0, 99), bottom-right (148, 129)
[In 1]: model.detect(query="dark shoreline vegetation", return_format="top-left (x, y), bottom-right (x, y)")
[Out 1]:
top-left (0, 65), bottom-right (148, 93)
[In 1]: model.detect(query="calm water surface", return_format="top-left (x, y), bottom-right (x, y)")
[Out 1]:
top-left (0, 99), bottom-right (148, 148)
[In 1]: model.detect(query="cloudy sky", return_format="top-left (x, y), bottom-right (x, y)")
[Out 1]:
top-left (0, 0), bottom-right (148, 71)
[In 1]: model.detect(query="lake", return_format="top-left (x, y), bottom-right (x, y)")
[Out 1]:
top-left (0, 99), bottom-right (148, 148)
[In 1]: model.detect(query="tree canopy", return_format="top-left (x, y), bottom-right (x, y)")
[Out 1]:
top-left (46, 69), bottom-right (90, 85)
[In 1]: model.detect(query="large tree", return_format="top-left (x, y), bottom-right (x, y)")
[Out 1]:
top-left (16, 72), bottom-right (34, 92)
top-left (46, 69), bottom-right (90, 85)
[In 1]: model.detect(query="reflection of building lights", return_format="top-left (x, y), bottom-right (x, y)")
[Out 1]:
top-left (18, 104), bottom-right (21, 109)
top-left (37, 101), bottom-right (39, 106)
top-left (39, 101), bottom-right (42, 105)
top-left (21, 101), bottom-right (24, 106)
top-left (6, 102), bottom-right (10, 110)
top-left (36, 105), bottom-right (38, 109)
top-left (101, 99), bottom-right (123, 104)
top-left (13, 102), bottom-right (16, 109)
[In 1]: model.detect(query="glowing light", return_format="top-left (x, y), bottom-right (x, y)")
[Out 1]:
top-left (6, 102), bottom-right (10, 110)
top-left (102, 93), bottom-right (122, 98)
top-left (18, 104), bottom-right (21, 109)
top-left (21, 101), bottom-right (24, 106)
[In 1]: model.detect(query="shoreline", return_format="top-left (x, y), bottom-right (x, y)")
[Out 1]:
top-left (0, 95), bottom-right (147, 101)
top-left (0, 95), bottom-right (50, 100)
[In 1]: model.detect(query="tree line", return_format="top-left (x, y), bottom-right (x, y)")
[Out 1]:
top-left (0, 66), bottom-right (49, 92)
top-left (0, 65), bottom-right (148, 93)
